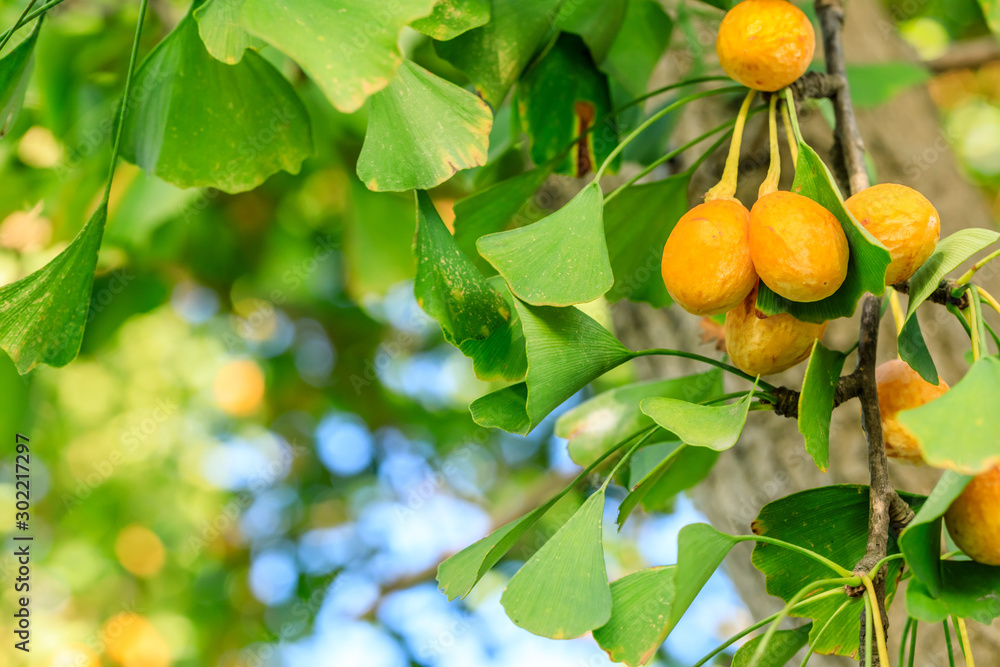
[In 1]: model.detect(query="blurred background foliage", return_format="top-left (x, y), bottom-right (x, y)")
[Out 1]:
top-left (0, 0), bottom-right (998, 666)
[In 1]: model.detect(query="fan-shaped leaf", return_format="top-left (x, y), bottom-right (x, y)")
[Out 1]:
top-left (602, 0), bottom-right (673, 97)
top-left (0, 18), bottom-right (41, 136)
top-left (906, 562), bottom-right (1000, 624)
top-left (411, 0), bottom-right (490, 40)
top-left (617, 444), bottom-right (719, 527)
top-left (899, 356), bottom-right (1000, 474)
top-left (555, 0), bottom-right (627, 62)
top-left (798, 342), bottom-right (848, 472)
top-left (501, 489), bottom-right (612, 638)
top-left (241, 0), bottom-right (438, 112)
top-left (357, 60), bottom-right (492, 192)
top-left (193, 0), bottom-right (263, 64)
top-left (732, 624), bottom-right (812, 667)
top-left (477, 182), bottom-right (612, 307)
top-left (640, 390), bottom-right (755, 451)
top-left (0, 204), bottom-right (107, 374)
top-left (458, 277), bottom-right (527, 382)
top-left (470, 299), bottom-right (633, 435)
top-left (435, 0), bottom-right (561, 108)
top-left (593, 567), bottom-right (676, 667)
top-left (899, 471), bottom-right (972, 595)
top-left (905, 229), bottom-right (1000, 319)
top-left (120, 12), bottom-right (312, 193)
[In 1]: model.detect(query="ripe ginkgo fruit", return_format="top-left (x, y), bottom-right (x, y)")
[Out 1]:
top-left (874, 359), bottom-right (949, 464)
top-left (724, 285), bottom-right (827, 376)
top-left (749, 191), bottom-right (849, 303)
top-left (661, 199), bottom-right (758, 316)
top-left (845, 183), bottom-right (940, 285)
top-left (945, 465), bottom-right (1000, 566)
top-left (716, 0), bottom-right (816, 92)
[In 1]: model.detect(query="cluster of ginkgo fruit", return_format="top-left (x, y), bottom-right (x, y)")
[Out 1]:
top-left (660, 0), bottom-right (998, 566)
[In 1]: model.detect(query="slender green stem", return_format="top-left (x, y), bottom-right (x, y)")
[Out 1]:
top-left (864, 593), bottom-right (873, 667)
top-left (944, 620), bottom-right (956, 667)
top-left (600, 427), bottom-right (659, 491)
top-left (633, 348), bottom-right (777, 392)
top-left (977, 287), bottom-right (1000, 317)
top-left (103, 0), bottom-right (149, 203)
top-left (748, 578), bottom-right (858, 667)
top-left (692, 587), bottom-right (845, 667)
top-left (800, 597), bottom-right (853, 667)
top-left (736, 535), bottom-right (856, 578)
top-left (0, 0), bottom-right (37, 53)
top-left (867, 552), bottom-right (904, 578)
top-left (957, 246), bottom-right (1000, 285)
top-left (758, 92), bottom-right (781, 198)
top-left (781, 94), bottom-right (799, 165)
top-left (706, 390), bottom-right (775, 405)
top-left (908, 619), bottom-right (918, 667)
top-left (899, 617), bottom-right (914, 667)
top-left (953, 616), bottom-right (974, 666)
top-left (594, 86), bottom-right (744, 181)
top-left (783, 87), bottom-right (805, 144)
top-left (0, 0), bottom-right (63, 44)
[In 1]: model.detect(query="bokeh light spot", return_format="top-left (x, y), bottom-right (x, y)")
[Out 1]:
top-left (315, 413), bottom-right (374, 476)
top-left (214, 359), bottom-right (266, 416)
top-left (114, 524), bottom-right (166, 578)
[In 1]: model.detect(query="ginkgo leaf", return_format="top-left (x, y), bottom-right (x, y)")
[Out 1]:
top-left (640, 390), bottom-right (756, 451)
top-left (411, 0), bottom-right (490, 40)
top-left (435, 0), bottom-right (561, 108)
top-left (0, 18), bottom-right (41, 136)
top-left (0, 203), bottom-right (107, 374)
top-left (357, 60), bottom-right (492, 192)
top-left (477, 182), bottom-right (613, 307)
top-left (593, 567), bottom-right (676, 667)
top-left (899, 471), bottom-right (972, 595)
top-left (413, 190), bottom-right (508, 345)
top-left (501, 489), bottom-right (612, 639)
top-left (798, 342), bottom-right (848, 472)
top-left (120, 11), bottom-right (312, 193)
top-left (193, 0), bottom-right (264, 64)
top-left (241, 0), bottom-right (438, 113)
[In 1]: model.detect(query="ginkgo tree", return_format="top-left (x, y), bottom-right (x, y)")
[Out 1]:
top-left (2, 0), bottom-right (999, 665)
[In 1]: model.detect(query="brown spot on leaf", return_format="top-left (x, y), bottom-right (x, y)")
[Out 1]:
top-left (574, 100), bottom-right (596, 177)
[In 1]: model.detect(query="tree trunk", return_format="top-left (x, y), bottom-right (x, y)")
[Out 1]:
top-left (614, 0), bottom-right (1000, 662)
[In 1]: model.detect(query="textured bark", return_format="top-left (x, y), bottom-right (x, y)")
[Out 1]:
top-left (614, 0), bottom-right (1000, 662)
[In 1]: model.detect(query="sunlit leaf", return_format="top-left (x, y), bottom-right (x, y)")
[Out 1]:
top-left (0, 203), bottom-right (107, 374)
top-left (414, 190), bottom-right (508, 346)
top-left (904, 229), bottom-right (1000, 319)
top-left (603, 176), bottom-right (688, 307)
top-left (241, 0), bottom-right (438, 112)
top-left (477, 182), bottom-right (612, 307)
top-left (602, 0), bottom-right (673, 97)
top-left (0, 18), bottom-right (40, 136)
top-left (435, 0), bottom-right (561, 108)
top-left (458, 277), bottom-right (527, 382)
top-left (898, 313), bottom-right (938, 384)
top-left (977, 0), bottom-right (1000, 37)
top-left (556, 371), bottom-right (720, 466)
top-left (357, 60), bottom-right (492, 192)
top-left (555, 0), bottom-right (627, 63)
top-left (751, 485), bottom-right (917, 658)
top-left (666, 524), bottom-right (740, 637)
top-left (412, 0), bottom-right (490, 40)
top-left (501, 489), bottom-right (612, 638)
top-left (798, 342), bottom-right (847, 472)
top-left (899, 471), bottom-right (972, 595)
top-left (640, 390), bottom-right (755, 451)
top-left (755, 141), bottom-right (891, 323)
top-left (517, 33), bottom-right (616, 176)
top-left (899, 356), bottom-right (1000, 474)
top-left (593, 567), bottom-right (676, 667)
top-left (470, 299), bottom-right (633, 435)
top-left (453, 165), bottom-right (553, 272)
top-left (193, 0), bottom-right (263, 64)
top-left (120, 12), bottom-right (312, 193)
top-left (732, 624), bottom-right (812, 667)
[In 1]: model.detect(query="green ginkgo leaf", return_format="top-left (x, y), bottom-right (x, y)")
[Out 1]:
top-left (732, 625), bottom-right (812, 667)
top-left (193, 0), bottom-right (264, 64)
top-left (602, 0), bottom-right (673, 97)
top-left (435, 0), bottom-right (561, 109)
top-left (120, 11), bottom-right (312, 193)
top-left (640, 390), bottom-right (756, 451)
top-left (413, 190), bottom-right (508, 345)
top-left (501, 489), bottom-right (612, 639)
top-left (593, 567), bottom-right (676, 667)
top-left (898, 356), bottom-right (1000, 475)
top-left (241, 0), bottom-right (438, 112)
top-left (0, 18), bottom-right (41, 136)
top-left (411, 0), bottom-right (490, 40)
top-left (0, 203), bottom-right (107, 374)
top-left (798, 342), bottom-right (848, 472)
top-left (899, 471), bottom-right (972, 595)
top-left (357, 60), bottom-right (493, 192)
top-left (477, 182), bottom-right (613, 307)
top-left (555, 0), bottom-right (627, 62)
